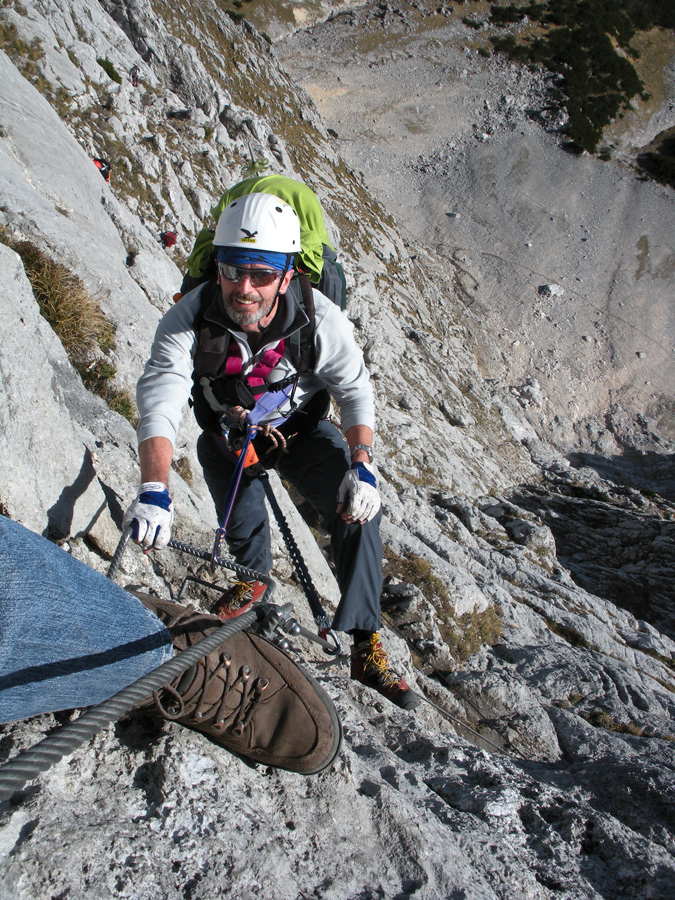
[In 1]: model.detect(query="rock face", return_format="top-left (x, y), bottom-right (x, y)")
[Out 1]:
top-left (0, 2), bottom-right (674, 899)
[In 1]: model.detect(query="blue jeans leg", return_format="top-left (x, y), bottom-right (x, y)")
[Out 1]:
top-left (277, 421), bottom-right (383, 634)
top-left (197, 432), bottom-right (273, 574)
top-left (0, 516), bottom-right (173, 724)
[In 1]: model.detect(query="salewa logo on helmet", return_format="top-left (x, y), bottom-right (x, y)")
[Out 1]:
top-left (240, 227), bottom-right (258, 244)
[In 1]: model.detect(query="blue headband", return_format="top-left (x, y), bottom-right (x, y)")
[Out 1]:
top-left (216, 248), bottom-right (291, 270)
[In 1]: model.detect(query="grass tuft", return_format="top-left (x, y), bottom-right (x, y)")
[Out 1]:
top-left (172, 456), bottom-right (194, 487)
top-left (545, 617), bottom-right (591, 648)
top-left (383, 546), bottom-right (502, 662)
top-left (96, 56), bottom-right (122, 84)
top-left (439, 606), bottom-right (503, 662)
top-left (581, 708), bottom-right (644, 736)
top-left (383, 547), bottom-right (451, 606)
top-left (2, 229), bottom-right (136, 423)
top-left (4, 235), bottom-right (114, 356)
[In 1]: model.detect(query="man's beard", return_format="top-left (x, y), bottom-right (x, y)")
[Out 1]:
top-left (223, 291), bottom-right (276, 327)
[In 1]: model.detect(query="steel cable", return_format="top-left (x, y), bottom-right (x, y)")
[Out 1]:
top-left (107, 528), bottom-right (274, 597)
top-left (168, 538), bottom-right (274, 594)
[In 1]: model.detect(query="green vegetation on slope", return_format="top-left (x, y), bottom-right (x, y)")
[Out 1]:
top-left (383, 547), bottom-right (503, 664)
top-left (149, 0), bottom-right (401, 263)
top-left (636, 125), bottom-right (675, 189)
top-left (488, 0), bottom-right (675, 155)
top-left (96, 56), bottom-right (122, 84)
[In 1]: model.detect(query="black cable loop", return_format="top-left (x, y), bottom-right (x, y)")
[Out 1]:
top-left (259, 473), bottom-right (323, 616)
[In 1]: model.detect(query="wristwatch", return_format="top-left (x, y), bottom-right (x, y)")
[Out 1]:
top-left (351, 443), bottom-right (373, 463)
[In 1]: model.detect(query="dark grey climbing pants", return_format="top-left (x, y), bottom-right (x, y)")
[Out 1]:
top-left (197, 420), bottom-right (382, 633)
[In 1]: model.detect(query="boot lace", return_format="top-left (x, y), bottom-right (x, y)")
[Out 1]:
top-left (354, 632), bottom-right (400, 689)
top-left (151, 605), bottom-right (269, 733)
top-left (221, 581), bottom-right (256, 611)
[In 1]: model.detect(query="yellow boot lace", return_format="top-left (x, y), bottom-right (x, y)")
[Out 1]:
top-left (222, 581), bottom-right (255, 610)
top-left (356, 633), bottom-right (400, 688)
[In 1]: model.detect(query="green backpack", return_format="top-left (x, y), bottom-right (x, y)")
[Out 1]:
top-left (179, 174), bottom-right (347, 310)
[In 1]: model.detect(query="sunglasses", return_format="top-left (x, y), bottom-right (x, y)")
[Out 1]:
top-left (218, 263), bottom-right (283, 288)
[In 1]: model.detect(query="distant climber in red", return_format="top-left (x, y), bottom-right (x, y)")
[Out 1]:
top-left (159, 230), bottom-right (178, 250)
top-left (92, 158), bottom-right (111, 182)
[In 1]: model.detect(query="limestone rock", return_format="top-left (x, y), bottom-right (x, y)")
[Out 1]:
top-left (0, 2), bottom-right (674, 898)
top-left (538, 282), bottom-right (565, 297)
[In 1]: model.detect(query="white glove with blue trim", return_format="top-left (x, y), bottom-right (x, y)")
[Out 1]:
top-left (123, 482), bottom-right (174, 550)
top-left (336, 463), bottom-right (381, 523)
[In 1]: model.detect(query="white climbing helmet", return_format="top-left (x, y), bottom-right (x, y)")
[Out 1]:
top-left (213, 193), bottom-right (301, 254)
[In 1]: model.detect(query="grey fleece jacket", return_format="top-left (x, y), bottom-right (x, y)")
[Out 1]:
top-left (136, 283), bottom-right (375, 448)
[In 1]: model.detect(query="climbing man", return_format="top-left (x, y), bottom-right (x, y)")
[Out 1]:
top-left (159, 230), bottom-right (178, 250)
top-left (92, 158), bottom-right (111, 183)
top-left (123, 192), bottom-right (418, 710)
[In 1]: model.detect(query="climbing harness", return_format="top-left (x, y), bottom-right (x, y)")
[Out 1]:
top-left (207, 415), bottom-right (343, 654)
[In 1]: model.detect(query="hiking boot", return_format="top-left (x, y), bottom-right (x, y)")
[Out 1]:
top-left (351, 632), bottom-right (419, 711)
top-left (212, 580), bottom-right (268, 620)
top-left (130, 592), bottom-right (341, 774)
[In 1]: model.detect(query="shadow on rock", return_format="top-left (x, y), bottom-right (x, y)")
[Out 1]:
top-left (567, 451), bottom-right (675, 502)
top-left (507, 474), bottom-right (675, 639)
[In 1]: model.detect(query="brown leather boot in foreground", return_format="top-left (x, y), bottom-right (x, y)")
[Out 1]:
top-left (132, 593), bottom-right (341, 774)
top-left (351, 632), bottom-right (419, 711)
